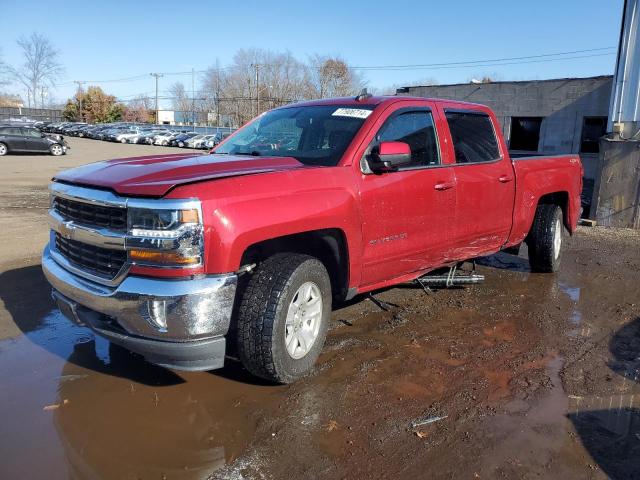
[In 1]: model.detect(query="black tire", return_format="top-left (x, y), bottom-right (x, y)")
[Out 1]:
top-left (0, 142), bottom-right (7, 156)
top-left (526, 204), bottom-right (564, 273)
top-left (236, 253), bottom-right (331, 383)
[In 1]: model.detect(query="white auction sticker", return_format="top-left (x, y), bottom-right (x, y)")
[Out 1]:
top-left (332, 108), bottom-right (372, 119)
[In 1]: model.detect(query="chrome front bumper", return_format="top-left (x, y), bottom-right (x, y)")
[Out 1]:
top-left (42, 245), bottom-right (238, 370)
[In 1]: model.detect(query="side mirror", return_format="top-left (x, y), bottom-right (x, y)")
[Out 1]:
top-left (369, 141), bottom-right (412, 172)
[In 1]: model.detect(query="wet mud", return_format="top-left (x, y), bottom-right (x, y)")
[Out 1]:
top-left (0, 145), bottom-right (638, 479)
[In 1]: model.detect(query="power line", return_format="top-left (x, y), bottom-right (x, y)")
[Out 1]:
top-left (353, 52), bottom-right (617, 72)
top-left (351, 46), bottom-right (617, 70)
top-left (50, 46), bottom-right (617, 87)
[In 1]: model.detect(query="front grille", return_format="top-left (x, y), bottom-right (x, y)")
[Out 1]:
top-left (55, 233), bottom-right (127, 279)
top-left (53, 196), bottom-right (127, 231)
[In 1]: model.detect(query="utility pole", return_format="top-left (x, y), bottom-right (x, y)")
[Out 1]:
top-left (252, 63), bottom-right (260, 116)
top-left (73, 81), bottom-right (86, 122)
top-left (191, 67), bottom-right (195, 127)
top-left (216, 66), bottom-right (220, 127)
top-left (150, 73), bottom-right (163, 125)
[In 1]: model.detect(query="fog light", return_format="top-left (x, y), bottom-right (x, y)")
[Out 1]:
top-left (145, 299), bottom-right (168, 332)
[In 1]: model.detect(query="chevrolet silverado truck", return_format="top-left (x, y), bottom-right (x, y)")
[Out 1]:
top-left (42, 95), bottom-right (582, 383)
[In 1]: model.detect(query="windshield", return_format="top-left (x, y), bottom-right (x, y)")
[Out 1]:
top-left (214, 105), bottom-right (374, 166)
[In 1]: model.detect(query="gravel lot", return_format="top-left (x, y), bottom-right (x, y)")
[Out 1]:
top-left (0, 137), bottom-right (639, 479)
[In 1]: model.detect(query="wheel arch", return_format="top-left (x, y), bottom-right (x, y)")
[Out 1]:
top-left (537, 191), bottom-right (571, 233)
top-left (239, 228), bottom-right (350, 302)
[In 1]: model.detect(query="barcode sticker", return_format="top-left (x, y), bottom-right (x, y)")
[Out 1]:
top-left (332, 108), bottom-right (372, 119)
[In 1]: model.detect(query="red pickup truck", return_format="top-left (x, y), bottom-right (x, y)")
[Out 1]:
top-left (43, 95), bottom-right (582, 383)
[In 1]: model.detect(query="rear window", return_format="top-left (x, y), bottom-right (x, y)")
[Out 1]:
top-left (445, 111), bottom-right (500, 164)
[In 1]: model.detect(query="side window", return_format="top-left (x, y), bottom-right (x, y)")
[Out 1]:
top-left (375, 111), bottom-right (440, 168)
top-left (445, 111), bottom-right (501, 164)
top-left (23, 129), bottom-right (41, 138)
top-left (6, 127), bottom-right (23, 136)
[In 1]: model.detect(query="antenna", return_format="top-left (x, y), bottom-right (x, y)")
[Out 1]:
top-left (355, 88), bottom-right (372, 101)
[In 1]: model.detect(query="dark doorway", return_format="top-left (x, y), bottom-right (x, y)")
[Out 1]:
top-left (509, 117), bottom-right (543, 151)
top-left (580, 116), bottom-right (607, 154)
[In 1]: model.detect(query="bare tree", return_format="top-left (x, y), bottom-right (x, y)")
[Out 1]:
top-left (201, 48), bottom-right (313, 127)
top-left (0, 47), bottom-right (10, 87)
top-left (123, 95), bottom-right (152, 123)
top-left (306, 55), bottom-right (364, 99)
top-left (168, 81), bottom-right (192, 113)
top-left (11, 32), bottom-right (64, 108)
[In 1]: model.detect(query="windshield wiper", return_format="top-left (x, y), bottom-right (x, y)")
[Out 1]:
top-left (235, 150), bottom-right (261, 156)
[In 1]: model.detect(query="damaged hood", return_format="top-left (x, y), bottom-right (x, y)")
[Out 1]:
top-left (53, 153), bottom-right (306, 197)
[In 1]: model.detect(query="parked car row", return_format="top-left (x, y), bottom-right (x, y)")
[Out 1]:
top-left (37, 121), bottom-right (231, 150)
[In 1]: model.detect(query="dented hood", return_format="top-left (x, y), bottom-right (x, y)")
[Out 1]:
top-left (53, 153), bottom-right (306, 197)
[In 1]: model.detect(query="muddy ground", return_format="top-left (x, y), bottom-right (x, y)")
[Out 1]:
top-left (0, 138), bottom-right (639, 479)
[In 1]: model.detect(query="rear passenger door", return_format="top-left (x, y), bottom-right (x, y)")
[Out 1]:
top-left (441, 109), bottom-right (516, 257)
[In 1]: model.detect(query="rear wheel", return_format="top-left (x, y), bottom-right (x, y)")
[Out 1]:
top-left (526, 204), bottom-right (564, 273)
top-left (50, 144), bottom-right (64, 156)
top-left (120, 138), bottom-right (127, 144)
top-left (0, 143), bottom-right (7, 156)
top-left (236, 253), bottom-right (331, 383)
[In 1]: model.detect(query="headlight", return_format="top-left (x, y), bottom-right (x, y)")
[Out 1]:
top-left (126, 206), bottom-right (203, 267)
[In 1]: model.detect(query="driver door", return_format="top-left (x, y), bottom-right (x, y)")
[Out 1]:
top-left (357, 103), bottom-right (457, 287)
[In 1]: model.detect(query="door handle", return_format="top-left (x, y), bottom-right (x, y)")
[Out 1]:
top-left (498, 175), bottom-right (514, 183)
top-left (434, 182), bottom-right (455, 191)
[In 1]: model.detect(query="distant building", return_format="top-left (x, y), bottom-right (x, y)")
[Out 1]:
top-left (156, 110), bottom-right (175, 125)
top-left (397, 75), bottom-right (613, 213)
top-left (0, 95), bottom-right (24, 108)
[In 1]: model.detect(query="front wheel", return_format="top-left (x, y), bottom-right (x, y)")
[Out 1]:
top-left (236, 253), bottom-right (331, 383)
top-left (0, 143), bottom-right (7, 156)
top-left (50, 144), bottom-right (64, 156)
top-left (526, 204), bottom-right (564, 273)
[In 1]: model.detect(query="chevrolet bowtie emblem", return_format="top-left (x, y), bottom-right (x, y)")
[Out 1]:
top-left (60, 221), bottom-right (76, 239)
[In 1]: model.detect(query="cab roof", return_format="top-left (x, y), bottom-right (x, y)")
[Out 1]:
top-left (283, 95), bottom-right (488, 110)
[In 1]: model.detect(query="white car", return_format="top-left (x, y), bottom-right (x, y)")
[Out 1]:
top-left (114, 130), bottom-right (141, 144)
top-left (185, 134), bottom-right (206, 148)
top-left (153, 132), bottom-right (177, 146)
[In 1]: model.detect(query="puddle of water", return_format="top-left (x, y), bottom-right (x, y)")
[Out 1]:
top-left (567, 394), bottom-right (640, 479)
top-left (0, 308), bottom-right (284, 479)
top-left (559, 282), bottom-right (584, 336)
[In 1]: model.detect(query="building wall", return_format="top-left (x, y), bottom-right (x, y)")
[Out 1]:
top-left (157, 110), bottom-right (175, 125)
top-left (397, 76), bottom-right (613, 181)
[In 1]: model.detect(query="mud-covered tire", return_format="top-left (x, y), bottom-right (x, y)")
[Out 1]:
top-left (236, 253), bottom-right (331, 384)
top-left (526, 204), bottom-right (564, 273)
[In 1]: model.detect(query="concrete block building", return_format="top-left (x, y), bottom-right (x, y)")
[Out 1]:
top-left (397, 75), bottom-right (613, 214)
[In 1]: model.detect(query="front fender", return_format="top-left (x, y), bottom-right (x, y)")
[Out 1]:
top-left (169, 167), bottom-right (363, 287)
